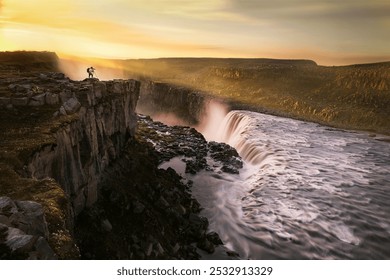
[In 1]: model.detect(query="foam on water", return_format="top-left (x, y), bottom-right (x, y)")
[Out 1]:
top-left (191, 110), bottom-right (390, 259)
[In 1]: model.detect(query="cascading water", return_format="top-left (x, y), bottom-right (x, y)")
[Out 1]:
top-left (138, 89), bottom-right (390, 259)
top-left (191, 110), bottom-right (390, 259)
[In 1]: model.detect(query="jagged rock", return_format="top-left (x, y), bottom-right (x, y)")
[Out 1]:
top-left (226, 250), bottom-right (240, 257)
top-left (8, 84), bottom-right (31, 93)
top-left (197, 237), bottom-right (215, 253)
top-left (13, 200), bottom-right (49, 238)
top-left (6, 233), bottom-right (37, 255)
top-left (45, 93), bottom-right (59, 105)
top-left (186, 214), bottom-right (208, 240)
top-left (50, 72), bottom-right (66, 80)
top-left (0, 197), bottom-right (18, 217)
top-left (58, 105), bottom-right (67, 115)
top-left (29, 93), bottom-right (46, 106)
top-left (209, 141), bottom-right (243, 174)
top-left (59, 90), bottom-right (73, 103)
top-left (31, 237), bottom-right (57, 260)
top-left (0, 197), bottom-right (56, 260)
top-left (207, 231), bottom-right (223, 245)
top-left (63, 97), bottom-right (81, 114)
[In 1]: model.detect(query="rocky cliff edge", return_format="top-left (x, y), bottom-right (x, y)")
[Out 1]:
top-left (0, 70), bottom-right (139, 259)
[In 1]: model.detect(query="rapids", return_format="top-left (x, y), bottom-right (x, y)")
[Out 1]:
top-left (191, 110), bottom-right (390, 259)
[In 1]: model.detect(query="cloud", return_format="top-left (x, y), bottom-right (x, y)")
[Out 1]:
top-left (226, 0), bottom-right (390, 21)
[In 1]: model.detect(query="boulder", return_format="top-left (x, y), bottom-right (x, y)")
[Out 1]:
top-left (14, 200), bottom-right (49, 238)
top-left (63, 97), bottom-right (81, 114)
top-left (0, 197), bottom-right (18, 217)
top-left (0, 197), bottom-right (57, 260)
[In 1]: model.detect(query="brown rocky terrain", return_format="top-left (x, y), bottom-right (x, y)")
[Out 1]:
top-left (118, 58), bottom-right (390, 135)
top-left (0, 51), bottom-right (239, 259)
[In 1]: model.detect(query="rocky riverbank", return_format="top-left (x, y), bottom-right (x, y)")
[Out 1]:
top-left (74, 115), bottom-right (242, 259)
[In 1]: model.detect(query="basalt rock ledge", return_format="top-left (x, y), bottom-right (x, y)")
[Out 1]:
top-left (0, 65), bottom-right (240, 259)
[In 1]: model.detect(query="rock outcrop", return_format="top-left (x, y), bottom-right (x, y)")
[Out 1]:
top-left (0, 51), bottom-right (244, 260)
top-left (138, 81), bottom-right (209, 125)
top-left (1, 69), bottom-right (140, 258)
top-left (0, 196), bottom-right (56, 259)
top-left (25, 77), bottom-right (139, 216)
top-left (74, 115), bottom-right (239, 259)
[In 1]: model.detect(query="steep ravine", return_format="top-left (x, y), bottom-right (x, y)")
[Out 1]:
top-left (1, 68), bottom-right (239, 259)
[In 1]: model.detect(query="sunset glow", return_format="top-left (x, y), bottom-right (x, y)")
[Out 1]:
top-left (1, 0), bottom-right (389, 65)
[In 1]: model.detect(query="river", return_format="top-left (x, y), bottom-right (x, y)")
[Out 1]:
top-left (187, 110), bottom-right (390, 259)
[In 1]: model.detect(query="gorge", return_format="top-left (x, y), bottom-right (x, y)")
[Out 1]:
top-left (1, 51), bottom-right (390, 259)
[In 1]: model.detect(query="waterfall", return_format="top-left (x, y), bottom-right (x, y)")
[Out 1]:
top-left (213, 111), bottom-right (269, 165)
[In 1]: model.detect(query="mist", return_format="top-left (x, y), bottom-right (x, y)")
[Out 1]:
top-left (58, 56), bottom-right (127, 81)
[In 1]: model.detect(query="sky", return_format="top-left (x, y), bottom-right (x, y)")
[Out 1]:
top-left (0, 0), bottom-right (389, 65)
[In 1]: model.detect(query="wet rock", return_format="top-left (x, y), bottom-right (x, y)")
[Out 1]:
top-left (138, 114), bottom-right (242, 176)
top-left (186, 214), bottom-right (208, 240)
top-left (209, 141), bottom-right (243, 174)
top-left (226, 250), bottom-right (240, 258)
top-left (197, 237), bottom-right (215, 254)
top-left (207, 231), bottom-right (223, 245)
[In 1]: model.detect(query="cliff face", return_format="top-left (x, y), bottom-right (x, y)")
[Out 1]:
top-left (0, 68), bottom-right (140, 258)
top-left (119, 57), bottom-right (389, 134)
top-left (138, 81), bottom-right (209, 125)
top-left (26, 79), bottom-right (139, 216)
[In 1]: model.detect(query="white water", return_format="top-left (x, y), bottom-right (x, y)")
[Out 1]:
top-left (190, 110), bottom-right (390, 259)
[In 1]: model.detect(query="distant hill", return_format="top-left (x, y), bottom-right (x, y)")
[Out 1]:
top-left (0, 51), bottom-right (59, 76)
top-left (117, 58), bottom-right (390, 135)
top-left (2, 51), bottom-right (388, 134)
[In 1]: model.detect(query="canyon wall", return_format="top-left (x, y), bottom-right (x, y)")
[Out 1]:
top-left (27, 79), bottom-right (139, 216)
top-left (0, 69), bottom-right (140, 258)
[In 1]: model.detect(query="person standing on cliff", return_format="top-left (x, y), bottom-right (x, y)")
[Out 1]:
top-left (87, 67), bottom-right (95, 78)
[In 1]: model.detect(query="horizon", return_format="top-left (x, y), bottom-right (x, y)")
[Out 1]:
top-left (1, 0), bottom-right (390, 66)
